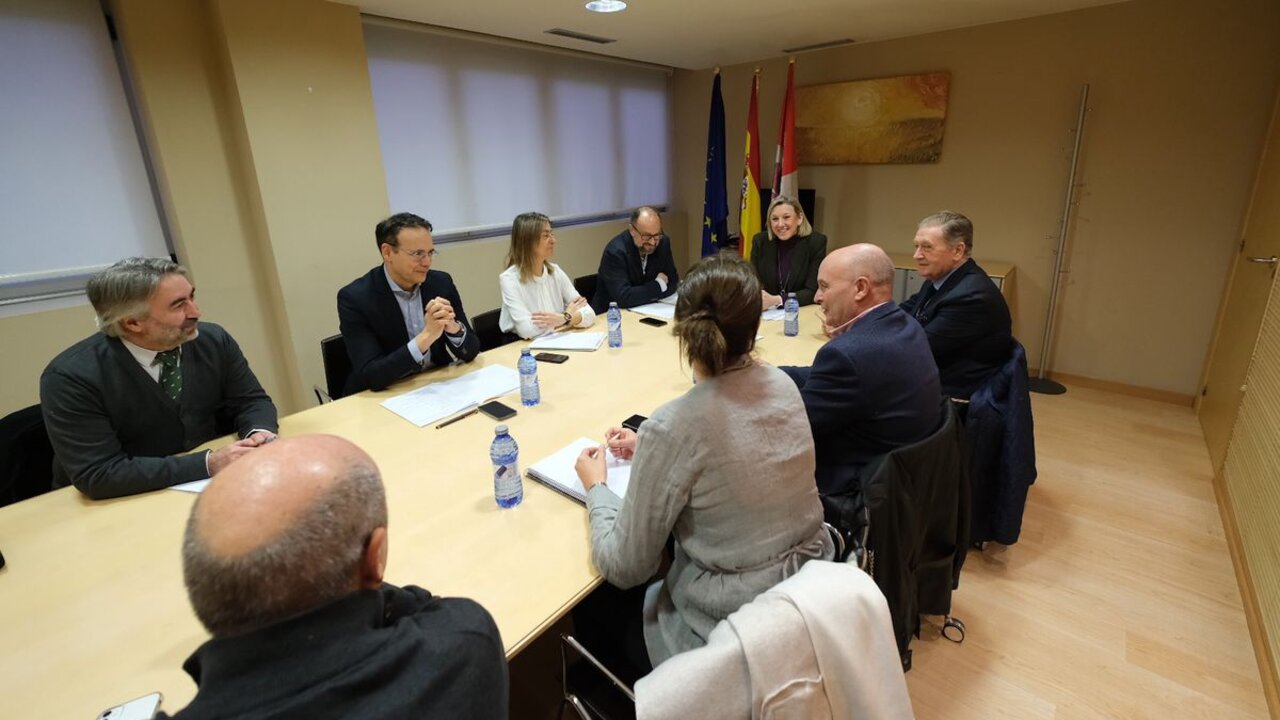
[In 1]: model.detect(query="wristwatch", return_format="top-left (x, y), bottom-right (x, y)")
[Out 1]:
top-left (562, 311), bottom-right (572, 326)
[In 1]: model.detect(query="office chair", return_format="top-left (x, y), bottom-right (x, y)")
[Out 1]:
top-left (561, 560), bottom-right (914, 719)
top-left (319, 333), bottom-right (352, 401)
top-left (0, 404), bottom-right (55, 507)
top-left (573, 274), bottom-right (598, 303)
top-left (471, 309), bottom-right (517, 352)
top-left (822, 398), bottom-right (970, 670)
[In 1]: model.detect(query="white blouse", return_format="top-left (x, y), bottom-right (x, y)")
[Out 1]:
top-left (498, 263), bottom-right (597, 339)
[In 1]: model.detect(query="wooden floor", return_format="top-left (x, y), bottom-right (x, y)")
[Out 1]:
top-left (511, 383), bottom-right (1268, 718)
top-left (905, 384), bottom-right (1266, 719)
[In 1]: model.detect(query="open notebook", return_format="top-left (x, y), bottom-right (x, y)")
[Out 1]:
top-left (527, 437), bottom-right (632, 504)
top-left (528, 331), bottom-right (605, 352)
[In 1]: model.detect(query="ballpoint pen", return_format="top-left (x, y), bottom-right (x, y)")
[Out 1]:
top-left (435, 406), bottom-right (479, 429)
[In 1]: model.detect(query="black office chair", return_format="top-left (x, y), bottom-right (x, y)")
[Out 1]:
top-left (319, 333), bottom-right (352, 403)
top-left (471, 309), bottom-right (517, 352)
top-left (0, 404), bottom-right (55, 507)
top-left (822, 398), bottom-right (969, 670)
top-left (573, 274), bottom-right (598, 303)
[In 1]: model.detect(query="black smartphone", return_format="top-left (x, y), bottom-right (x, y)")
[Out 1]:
top-left (621, 414), bottom-right (648, 432)
top-left (534, 352), bottom-right (569, 363)
top-left (639, 317), bottom-right (668, 327)
top-left (478, 401), bottom-right (517, 421)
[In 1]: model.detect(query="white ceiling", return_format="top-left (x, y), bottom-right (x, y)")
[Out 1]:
top-left (343, 0), bottom-right (1129, 70)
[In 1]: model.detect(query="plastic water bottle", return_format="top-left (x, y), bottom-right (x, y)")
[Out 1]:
top-left (490, 424), bottom-right (522, 508)
top-left (607, 302), bottom-right (623, 348)
top-left (784, 292), bottom-right (800, 336)
top-left (518, 348), bottom-right (540, 406)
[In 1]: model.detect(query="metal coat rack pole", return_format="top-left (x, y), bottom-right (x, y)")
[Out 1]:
top-left (1030, 83), bottom-right (1090, 396)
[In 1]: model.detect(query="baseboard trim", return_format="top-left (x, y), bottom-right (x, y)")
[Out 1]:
top-left (1213, 472), bottom-right (1280, 718)
top-left (1028, 368), bottom-right (1195, 407)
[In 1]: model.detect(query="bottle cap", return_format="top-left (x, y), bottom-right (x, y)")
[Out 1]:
top-left (494, 424), bottom-right (508, 435)
top-left (609, 301), bottom-right (618, 307)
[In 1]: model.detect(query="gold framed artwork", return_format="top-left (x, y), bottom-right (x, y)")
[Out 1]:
top-left (796, 71), bottom-right (950, 164)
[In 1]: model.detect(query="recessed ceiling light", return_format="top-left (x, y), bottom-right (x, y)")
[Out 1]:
top-left (585, 0), bottom-right (627, 13)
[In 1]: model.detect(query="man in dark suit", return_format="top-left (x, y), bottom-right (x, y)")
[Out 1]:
top-left (900, 211), bottom-right (1013, 398)
top-left (780, 244), bottom-right (942, 496)
top-left (162, 434), bottom-right (507, 719)
top-left (338, 213), bottom-right (480, 395)
top-left (40, 257), bottom-right (278, 500)
top-left (591, 206), bottom-right (680, 312)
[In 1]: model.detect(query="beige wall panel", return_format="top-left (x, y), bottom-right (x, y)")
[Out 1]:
top-left (209, 0), bottom-right (390, 407)
top-left (671, 0), bottom-right (1280, 396)
top-left (111, 0), bottom-right (297, 411)
top-left (0, 305), bottom-right (97, 413)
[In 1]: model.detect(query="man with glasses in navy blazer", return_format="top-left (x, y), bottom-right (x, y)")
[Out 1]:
top-left (337, 213), bottom-right (480, 396)
top-left (591, 206), bottom-right (680, 312)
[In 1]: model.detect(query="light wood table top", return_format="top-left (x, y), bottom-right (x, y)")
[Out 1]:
top-left (0, 306), bottom-right (829, 718)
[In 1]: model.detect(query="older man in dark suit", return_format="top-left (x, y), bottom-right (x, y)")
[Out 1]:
top-left (591, 206), bottom-right (680, 312)
top-left (780, 244), bottom-right (942, 496)
top-left (900, 211), bottom-right (1013, 399)
top-left (337, 213), bottom-right (480, 395)
top-left (40, 257), bottom-right (278, 500)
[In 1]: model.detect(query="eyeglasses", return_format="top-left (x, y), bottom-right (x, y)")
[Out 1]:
top-left (396, 247), bottom-right (438, 262)
top-left (630, 224), bottom-right (665, 243)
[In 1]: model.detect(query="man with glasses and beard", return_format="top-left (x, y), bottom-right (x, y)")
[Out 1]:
top-left (338, 212), bottom-right (480, 396)
top-left (591, 206), bottom-right (681, 312)
top-left (40, 257), bottom-right (278, 499)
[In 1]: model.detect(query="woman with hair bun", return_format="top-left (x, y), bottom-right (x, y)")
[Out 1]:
top-left (574, 252), bottom-right (833, 671)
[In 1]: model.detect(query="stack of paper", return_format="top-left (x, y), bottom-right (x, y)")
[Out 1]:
top-left (381, 364), bottom-right (520, 427)
top-left (527, 437), bottom-right (632, 504)
top-left (528, 331), bottom-right (605, 351)
top-left (628, 302), bottom-right (676, 320)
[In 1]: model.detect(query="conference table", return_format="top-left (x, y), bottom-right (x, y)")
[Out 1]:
top-left (0, 305), bottom-right (828, 718)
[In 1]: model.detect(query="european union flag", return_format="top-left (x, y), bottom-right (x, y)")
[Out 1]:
top-left (701, 71), bottom-right (728, 257)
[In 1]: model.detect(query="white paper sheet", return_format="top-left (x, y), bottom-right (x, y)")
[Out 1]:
top-left (381, 365), bottom-right (521, 427)
top-left (527, 436), bottom-right (632, 504)
top-left (628, 302), bottom-right (676, 320)
top-left (761, 308), bottom-right (786, 321)
top-left (527, 331), bottom-right (605, 351)
top-left (170, 478), bottom-right (210, 493)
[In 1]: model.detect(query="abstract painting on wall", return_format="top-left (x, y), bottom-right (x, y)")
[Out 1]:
top-left (796, 71), bottom-right (950, 164)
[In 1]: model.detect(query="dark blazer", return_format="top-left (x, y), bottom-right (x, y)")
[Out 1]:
top-left (749, 231), bottom-right (827, 306)
top-left (966, 341), bottom-right (1037, 546)
top-left (159, 584), bottom-right (508, 720)
top-left (780, 302), bottom-right (942, 496)
top-left (591, 230), bottom-right (680, 313)
top-left (337, 266), bottom-right (480, 395)
top-left (900, 257), bottom-right (1013, 398)
top-left (40, 322), bottom-right (278, 500)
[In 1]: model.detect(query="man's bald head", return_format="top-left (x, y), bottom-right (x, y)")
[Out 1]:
top-left (815, 243), bottom-right (895, 329)
top-left (182, 435), bottom-right (387, 637)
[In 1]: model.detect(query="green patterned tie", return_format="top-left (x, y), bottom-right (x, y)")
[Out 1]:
top-left (156, 349), bottom-right (182, 401)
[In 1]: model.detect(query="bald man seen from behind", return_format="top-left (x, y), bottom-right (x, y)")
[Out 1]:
top-left (780, 244), bottom-right (943, 498)
top-left (160, 435), bottom-right (507, 720)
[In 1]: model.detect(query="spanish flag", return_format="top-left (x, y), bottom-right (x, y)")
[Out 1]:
top-left (738, 70), bottom-right (762, 260)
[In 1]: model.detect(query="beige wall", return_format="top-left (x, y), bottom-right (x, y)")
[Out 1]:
top-left (671, 0), bottom-right (1280, 396)
top-left (0, 0), bottom-right (684, 417)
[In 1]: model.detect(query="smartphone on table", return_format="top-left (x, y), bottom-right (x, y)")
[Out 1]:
top-left (534, 352), bottom-right (569, 363)
top-left (479, 400), bottom-right (517, 421)
top-left (639, 317), bottom-right (667, 327)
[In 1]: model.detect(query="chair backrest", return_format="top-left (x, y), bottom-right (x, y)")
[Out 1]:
top-left (966, 339), bottom-right (1037, 545)
top-left (320, 333), bottom-right (352, 401)
top-left (574, 274), bottom-right (598, 303)
top-left (634, 560), bottom-right (913, 719)
top-left (0, 404), bottom-right (55, 507)
top-left (471, 308), bottom-right (516, 352)
top-left (857, 398), bottom-right (970, 666)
